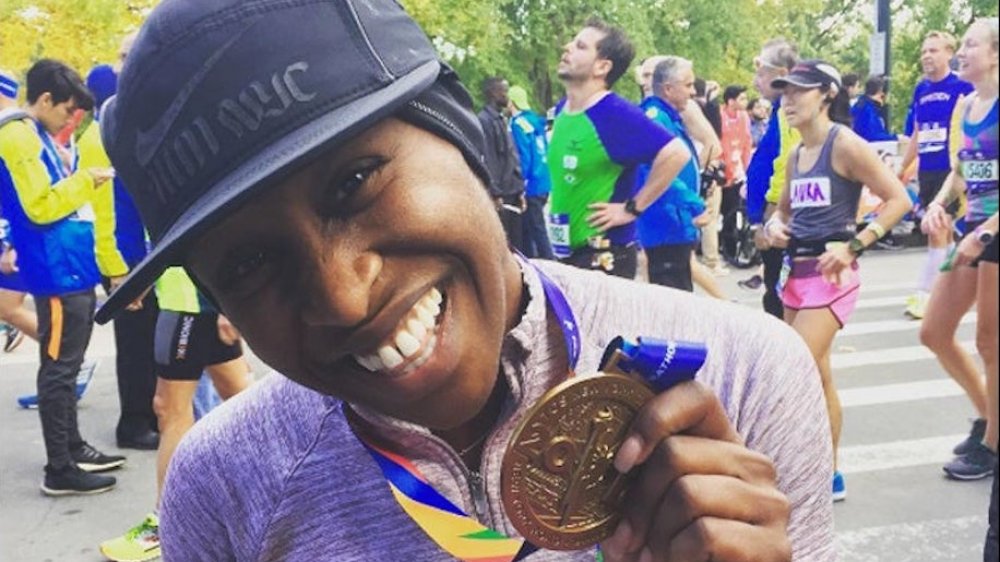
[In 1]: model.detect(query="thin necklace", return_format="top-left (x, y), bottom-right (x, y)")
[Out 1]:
top-left (456, 429), bottom-right (490, 458)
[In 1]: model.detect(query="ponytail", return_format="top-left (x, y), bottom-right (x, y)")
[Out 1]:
top-left (824, 85), bottom-right (852, 126)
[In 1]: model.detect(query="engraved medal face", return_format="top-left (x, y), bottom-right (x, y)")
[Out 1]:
top-left (501, 374), bottom-right (653, 550)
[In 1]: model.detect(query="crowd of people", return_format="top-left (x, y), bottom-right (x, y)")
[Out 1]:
top-left (0, 0), bottom-right (996, 560)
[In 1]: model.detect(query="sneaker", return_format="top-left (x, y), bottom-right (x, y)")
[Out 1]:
top-left (737, 274), bottom-right (764, 290)
top-left (72, 442), bottom-right (126, 472)
top-left (16, 359), bottom-right (99, 409)
top-left (904, 292), bottom-right (927, 319)
top-left (943, 443), bottom-right (997, 481)
top-left (832, 471), bottom-right (846, 502)
top-left (100, 513), bottom-right (161, 562)
top-left (3, 325), bottom-right (24, 353)
top-left (40, 464), bottom-right (116, 496)
top-left (954, 418), bottom-right (988, 456)
top-left (874, 237), bottom-right (905, 251)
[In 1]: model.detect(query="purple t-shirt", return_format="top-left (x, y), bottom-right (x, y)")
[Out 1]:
top-left (909, 72), bottom-right (974, 172)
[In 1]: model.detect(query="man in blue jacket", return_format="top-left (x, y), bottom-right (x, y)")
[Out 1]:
top-left (508, 85), bottom-right (554, 259)
top-left (0, 59), bottom-right (123, 495)
top-left (851, 75), bottom-right (897, 142)
top-left (637, 56), bottom-right (707, 291)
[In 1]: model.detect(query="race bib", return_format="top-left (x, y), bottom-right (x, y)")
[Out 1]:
top-left (546, 213), bottom-right (571, 258)
top-left (918, 126), bottom-right (948, 144)
top-left (790, 177), bottom-right (832, 209)
top-left (962, 159), bottom-right (998, 182)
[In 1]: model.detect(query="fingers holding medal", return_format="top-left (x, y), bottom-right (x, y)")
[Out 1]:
top-left (600, 381), bottom-right (792, 562)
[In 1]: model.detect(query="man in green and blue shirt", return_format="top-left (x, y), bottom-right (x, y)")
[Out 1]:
top-left (548, 17), bottom-right (691, 278)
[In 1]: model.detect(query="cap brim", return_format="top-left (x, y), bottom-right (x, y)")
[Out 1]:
top-left (96, 60), bottom-right (441, 324)
top-left (771, 76), bottom-right (822, 90)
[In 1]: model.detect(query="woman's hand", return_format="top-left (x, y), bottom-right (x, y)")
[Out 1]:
top-left (764, 218), bottom-right (790, 249)
top-left (921, 203), bottom-right (948, 235)
top-left (816, 243), bottom-right (855, 287)
top-left (952, 233), bottom-right (985, 268)
top-left (600, 381), bottom-right (791, 562)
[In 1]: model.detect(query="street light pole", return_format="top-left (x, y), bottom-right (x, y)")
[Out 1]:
top-left (872, 0), bottom-right (892, 122)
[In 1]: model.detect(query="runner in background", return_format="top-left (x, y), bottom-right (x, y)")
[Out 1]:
top-left (900, 31), bottom-right (974, 319)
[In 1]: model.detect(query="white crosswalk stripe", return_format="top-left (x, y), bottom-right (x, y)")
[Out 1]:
top-left (838, 435), bottom-right (966, 474)
top-left (831, 341), bottom-right (976, 369)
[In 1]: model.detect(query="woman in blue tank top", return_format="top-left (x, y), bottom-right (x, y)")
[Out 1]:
top-left (919, 17), bottom-right (999, 484)
top-left (763, 60), bottom-right (912, 502)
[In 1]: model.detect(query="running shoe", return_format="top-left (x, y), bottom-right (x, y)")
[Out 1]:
top-left (100, 513), bottom-right (161, 562)
top-left (954, 418), bottom-right (988, 456)
top-left (832, 471), bottom-right (846, 502)
top-left (40, 464), bottom-right (116, 496)
top-left (737, 274), bottom-right (764, 290)
top-left (904, 292), bottom-right (927, 319)
top-left (71, 442), bottom-right (126, 472)
top-left (3, 324), bottom-right (24, 353)
top-left (944, 443), bottom-right (997, 481)
top-left (16, 359), bottom-right (98, 409)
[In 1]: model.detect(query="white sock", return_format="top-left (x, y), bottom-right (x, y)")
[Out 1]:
top-left (920, 247), bottom-right (950, 292)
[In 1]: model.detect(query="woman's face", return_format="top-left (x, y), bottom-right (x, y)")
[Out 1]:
top-left (187, 118), bottom-right (517, 430)
top-left (780, 84), bottom-right (825, 129)
top-left (957, 24), bottom-right (999, 84)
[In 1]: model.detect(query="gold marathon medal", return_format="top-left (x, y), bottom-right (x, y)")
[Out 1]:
top-left (501, 352), bottom-right (652, 551)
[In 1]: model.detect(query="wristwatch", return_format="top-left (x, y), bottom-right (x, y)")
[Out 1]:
top-left (847, 237), bottom-right (866, 257)
top-left (624, 198), bottom-right (642, 217)
top-left (976, 227), bottom-right (995, 246)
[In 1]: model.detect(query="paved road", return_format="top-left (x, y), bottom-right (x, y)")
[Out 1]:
top-left (0, 248), bottom-right (993, 561)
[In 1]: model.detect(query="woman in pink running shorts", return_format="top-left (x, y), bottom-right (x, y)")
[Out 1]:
top-left (765, 60), bottom-right (912, 501)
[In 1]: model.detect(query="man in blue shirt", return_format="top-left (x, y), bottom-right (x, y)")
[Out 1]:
top-left (852, 75), bottom-right (897, 142)
top-left (636, 56), bottom-right (707, 290)
top-left (508, 85), bottom-right (554, 259)
top-left (898, 31), bottom-right (973, 318)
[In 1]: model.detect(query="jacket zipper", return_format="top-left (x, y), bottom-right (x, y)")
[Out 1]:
top-left (467, 470), bottom-right (489, 523)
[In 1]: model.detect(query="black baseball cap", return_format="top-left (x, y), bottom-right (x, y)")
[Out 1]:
top-left (771, 59), bottom-right (842, 91)
top-left (97, 0), bottom-right (482, 323)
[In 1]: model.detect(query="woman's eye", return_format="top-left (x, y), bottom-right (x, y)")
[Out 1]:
top-left (322, 158), bottom-right (385, 215)
top-left (218, 249), bottom-right (274, 296)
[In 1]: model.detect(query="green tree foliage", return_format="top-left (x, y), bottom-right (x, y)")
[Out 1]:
top-left (0, 0), bottom-right (155, 92)
top-left (2, 0), bottom-right (996, 129)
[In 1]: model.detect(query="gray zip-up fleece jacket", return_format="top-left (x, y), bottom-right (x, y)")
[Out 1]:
top-left (160, 260), bottom-right (834, 561)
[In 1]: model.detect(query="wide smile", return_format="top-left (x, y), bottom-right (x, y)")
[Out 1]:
top-left (352, 287), bottom-right (446, 377)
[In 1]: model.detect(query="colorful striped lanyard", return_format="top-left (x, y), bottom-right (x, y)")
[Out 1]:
top-left (351, 266), bottom-right (579, 561)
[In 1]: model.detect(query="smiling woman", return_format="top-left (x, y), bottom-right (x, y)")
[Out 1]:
top-left (95, 1), bottom-right (836, 561)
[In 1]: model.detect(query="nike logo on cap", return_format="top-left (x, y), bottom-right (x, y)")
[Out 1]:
top-left (135, 18), bottom-right (258, 167)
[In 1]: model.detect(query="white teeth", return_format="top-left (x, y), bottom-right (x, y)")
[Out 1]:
top-left (416, 307), bottom-right (435, 328)
top-left (353, 287), bottom-right (445, 373)
top-left (357, 355), bottom-right (380, 372)
top-left (407, 318), bottom-right (427, 341)
top-left (395, 330), bottom-right (421, 358)
top-left (378, 345), bottom-right (404, 369)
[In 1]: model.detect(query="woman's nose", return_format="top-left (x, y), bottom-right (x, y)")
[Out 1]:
top-left (299, 249), bottom-right (382, 328)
